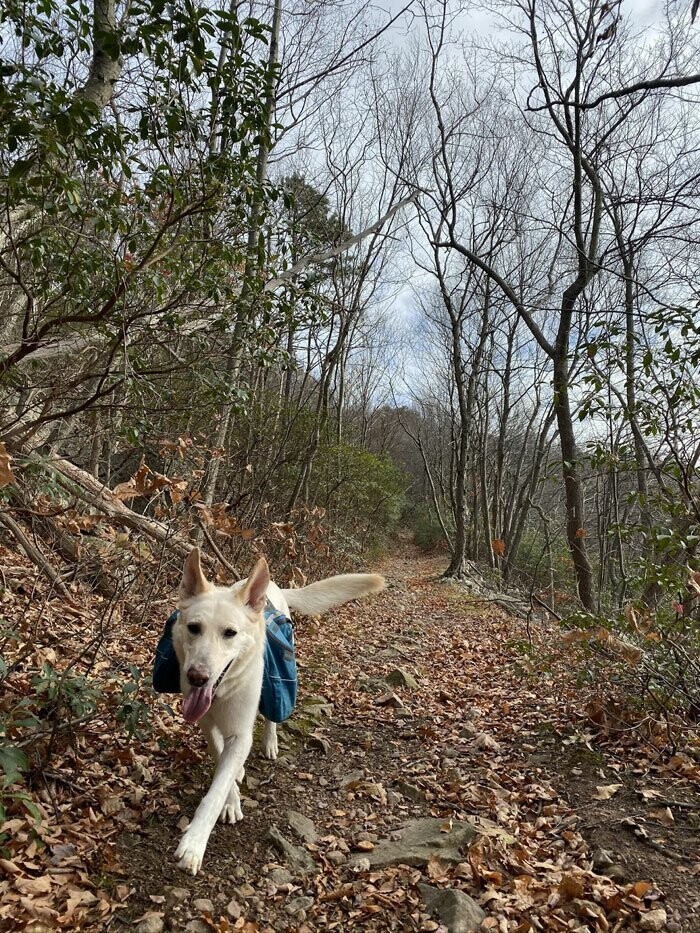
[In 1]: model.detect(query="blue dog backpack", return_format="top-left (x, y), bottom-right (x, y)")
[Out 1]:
top-left (152, 601), bottom-right (297, 723)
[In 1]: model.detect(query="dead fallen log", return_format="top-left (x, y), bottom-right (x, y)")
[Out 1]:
top-left (46, 456), bottom-right (196, 563)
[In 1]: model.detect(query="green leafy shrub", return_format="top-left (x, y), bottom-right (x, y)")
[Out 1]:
top-left (312, 443), bottom-right (407, 554)
top-left (408, 503), bottom-right (450, 552)
top-left (511, 527), bottom-right (573, 594)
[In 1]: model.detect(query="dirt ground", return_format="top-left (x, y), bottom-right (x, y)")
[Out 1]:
top-left (106, 547), bottom-right (700, 932)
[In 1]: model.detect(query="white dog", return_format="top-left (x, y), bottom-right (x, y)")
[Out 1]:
top-left (171, 547), bottom-right (385, 875)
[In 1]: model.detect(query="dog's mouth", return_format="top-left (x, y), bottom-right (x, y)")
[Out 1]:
top-left (181, 684), bottom-right (214, 723)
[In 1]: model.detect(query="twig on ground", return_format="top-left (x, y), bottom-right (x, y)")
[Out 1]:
top-left (614, 818), bottom-right (699, 863)
top-left (635, 795), bottom-right (700, 810)
top-left (531, 592), bottom-right (562, 621)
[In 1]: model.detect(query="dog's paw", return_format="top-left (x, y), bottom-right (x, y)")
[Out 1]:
top-left (219, 799), bottom-right (243, 824)
top-left (262, 734), bottom-right (278, 760)
top-left (219, 784), bottom-right (243, 824)
top-left (175, 834), bottom-right (206, 876)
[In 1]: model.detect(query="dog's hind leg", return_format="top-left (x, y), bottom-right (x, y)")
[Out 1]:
top-left (203, 724), bottom-right (244, 780)
top-left (220, 763), bottom-right (246, 824)
top-left (201, 721), bottom-right (223, 764)
top-left (219, 781), bottom-right (244, 825)
top-left (262, 719), bottom-right (278, 760)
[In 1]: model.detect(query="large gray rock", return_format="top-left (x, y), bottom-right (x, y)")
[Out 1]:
top-left (287, 809), bottom-right (318, 844)
top-left (185, 923), bottom-right (210, 933)
top-left (267, 825), bottom-right (318, 874)
top-left (192, 898), bottom-right (214, 914)
top-left (419, 884), bottom-right (486, 932)
top-left (268, 867), bottom-right (293, 886)
top-left (165, 887), bottom-right (190, 906)
top-left (339, 769), bottom-right (365, 787)
top-left (385, 668), bottom-right (419, 689)
top-left (395, 780), bottom-right (425, 802)
top-left (374, 691), bottom-right (405, 708)
top-left (136, 918), bottom-right (164, 933)
top-left (639, 909), bottom-right (667, 932)
top-left (349, 818), bottom-right (475, 868)
top-left (303, 696), bottom-right (334, 718)
top-left (285, 895), bottom-right (314, 916)
top-left (354, 672), bottom-right (383, 693)
top-left (226, 899), bottom-right (242, 919)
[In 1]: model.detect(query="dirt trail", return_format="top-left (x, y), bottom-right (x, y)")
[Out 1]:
top-left (114, 546), bottom-right (700, 932)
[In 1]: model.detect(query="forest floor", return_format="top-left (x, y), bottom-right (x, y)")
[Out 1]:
top-left (2, 541), bottom-right (700, 932)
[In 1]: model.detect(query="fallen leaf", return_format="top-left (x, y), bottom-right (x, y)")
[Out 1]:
top-left (0, 443), bottom-right (15, 487)
top-left (14, 876), bottom-right (52, 896)
top-left (593, 783), bottom-right (624, 800)
top-left (426, 856), bottom-right (448, 880)
top-left (99, 795), bottom-right (121, 816)
top-left (559, 874), bottom-right (585, 901)
top-left (648, 807), bottom-right (674, 826)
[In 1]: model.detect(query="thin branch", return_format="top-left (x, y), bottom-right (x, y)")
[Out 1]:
top-left (263, 194), bottom-right (415, 292)
top-left (197, 519), bottom-right (240, 580)
top-left (576, 73), bottom-right (700, 110)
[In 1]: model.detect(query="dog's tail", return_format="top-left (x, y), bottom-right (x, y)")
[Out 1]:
top-left (282, 573), bottom-right (385, 617)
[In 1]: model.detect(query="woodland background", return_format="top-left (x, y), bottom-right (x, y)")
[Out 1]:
top-left (1, 0), bottom-right (700, 924)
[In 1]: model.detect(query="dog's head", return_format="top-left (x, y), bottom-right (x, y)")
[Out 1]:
top-left (172, 548), bottom-right (269, 723)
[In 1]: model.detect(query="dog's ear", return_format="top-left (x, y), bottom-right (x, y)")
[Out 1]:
top-left (241, 557), bottom-right (270, 614)
top-left (181, 547), bottom-right (210, 599)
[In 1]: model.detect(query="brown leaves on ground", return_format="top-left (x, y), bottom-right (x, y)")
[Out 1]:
top-left (0, 542), bottom-right (698, 930)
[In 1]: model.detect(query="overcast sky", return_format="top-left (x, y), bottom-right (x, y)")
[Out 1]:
top-left (384, 0), bottom-right (667, 33)
top-left (376, 0), bottom-right (684, 329)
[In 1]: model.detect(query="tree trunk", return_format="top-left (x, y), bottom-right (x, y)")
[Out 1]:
top-left (76, 0), bottom-right (122, 110)
top-left (201, 0), bottom-right (282, 508)
top-left (444, 426), bottom-right (469, 576)
top-left (622, 251), bottom-right (651, 538)
top-left (553, 353), bottom-right (595, 610)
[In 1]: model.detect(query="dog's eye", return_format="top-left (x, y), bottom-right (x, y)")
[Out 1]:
top-left (187, 623), bottom-right (201, 635)
top-left (223, 628), bottom-right (237, 638)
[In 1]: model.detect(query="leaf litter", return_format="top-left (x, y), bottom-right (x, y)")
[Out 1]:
top-left (0, 543), bottom-right (699, 930)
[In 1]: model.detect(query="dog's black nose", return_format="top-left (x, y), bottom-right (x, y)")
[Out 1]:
top-left (187, 665), bottom-right (210, 687)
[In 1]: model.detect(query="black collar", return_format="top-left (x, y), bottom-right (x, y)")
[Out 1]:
top-left (212, 658), bottom-right (234, 698)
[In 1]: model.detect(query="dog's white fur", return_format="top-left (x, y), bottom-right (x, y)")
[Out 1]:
top-left (171, 548), bottom-right (384, 874)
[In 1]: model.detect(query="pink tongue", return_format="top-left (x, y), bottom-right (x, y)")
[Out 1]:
top-left (182, 685), bottom-right (213, 723)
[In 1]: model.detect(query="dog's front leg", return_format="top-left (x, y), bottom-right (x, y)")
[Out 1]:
top-left (175, 732), bottom-right (252, 875)
top-left (201, 722), bottom-right (244, 818)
